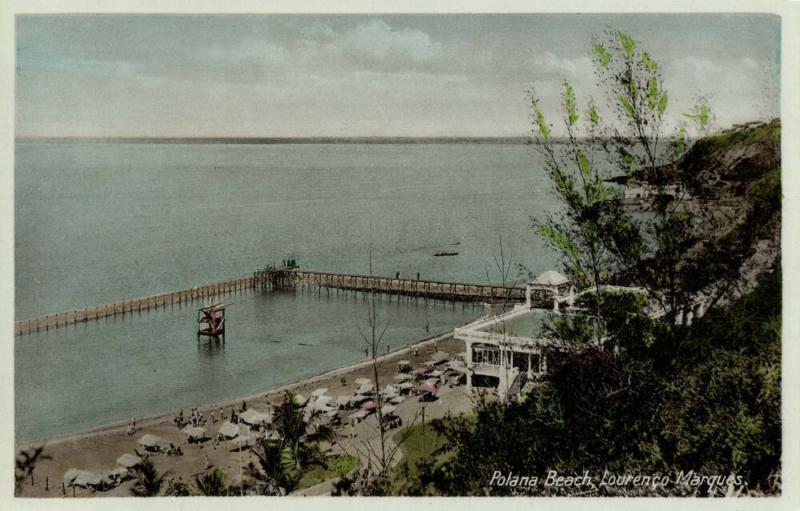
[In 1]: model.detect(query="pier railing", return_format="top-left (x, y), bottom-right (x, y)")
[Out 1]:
top-left (15, 269), bottom-right (532, 336)
top-left (288, 270), bottom-right (526, 302)
top-left (15, 276), bottom-right (254, 336)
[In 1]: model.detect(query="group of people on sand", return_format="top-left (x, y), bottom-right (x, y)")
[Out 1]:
top-left (126, 419), bottom-right (138, 436)
top-left (173, 407), bottom-right (207, 429)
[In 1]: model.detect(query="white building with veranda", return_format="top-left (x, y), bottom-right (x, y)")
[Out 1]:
top-left (454, 270), bottom-right (574, 400)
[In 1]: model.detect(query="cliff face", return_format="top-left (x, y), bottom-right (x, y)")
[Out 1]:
top-left (617, 120), bottom-right (782, 313)
top-left (676, 119), bottom-right (780, 200)
top-left (672, 119), bottom-right (781, 310)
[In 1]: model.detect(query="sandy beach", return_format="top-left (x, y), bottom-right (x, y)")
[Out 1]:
top-left (16, 332), bottom-right (472, 498)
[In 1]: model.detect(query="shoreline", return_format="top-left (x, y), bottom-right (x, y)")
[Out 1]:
top-left (16, 328), bottom-right (466, 451)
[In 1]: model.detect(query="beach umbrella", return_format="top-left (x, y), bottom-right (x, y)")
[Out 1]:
top-left (430, 370), bottom-right (443, 377)
top-left (349, 394), bottom-right (371, 407)
top-left (428, 351), bottom-right (449, 365)
top-left (137, 434), bottom-right (164, 450)
top-left (181, 425), bottom-right (208, 440)
top-left (73, 470), bottom-right (103, 488)
top-left (381, 404), bottom-right (397, 415)
top-left (393, 373), bottom-right (413, 382)
top-left (314, 395), bottom-right (333, 407)
top-left (425, 377), bottom-right (440, 387)
top-left (63, 468), bottom-right (82, 486)
top-left (361, 400), bottom-right (380, 412)
top-left (311, 388), bottom-right (328, 398)
top-left (218, 421), bottom-right (239, 439)
top-left (354, 378), bottom-right (371, 386)
top-left (414, 383), bottom-right (439, 395)
top-left (398, 360), bottom-right (411, 366)
top-left (336, 396), bottom-right (351, 409)
top-left (389, 395), bottom-right (406, 405)
top-left (239, 409), bottom-right (271, 426)
top-left (414, 366), bottom-right (433, 376)
top-left (357, 383), bottom-right (375, 394)
top-left (397, 381), bottom-right (415, 391)
top-left (316, 404), bottom-right (337, 415)
top-left (115, 453), bottom-right (142, 468)
top-left (382, 384), bottom-right (399, 397)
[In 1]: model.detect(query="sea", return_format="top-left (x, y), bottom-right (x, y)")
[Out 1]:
top-left (14, 141), bottom-right (560, 443)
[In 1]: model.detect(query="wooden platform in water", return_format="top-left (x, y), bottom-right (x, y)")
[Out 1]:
top-left (15, 269), bottom-right (529, 336)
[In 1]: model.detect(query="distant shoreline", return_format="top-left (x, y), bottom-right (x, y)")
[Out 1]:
top-left (16, 136), bottom-right (531, 145)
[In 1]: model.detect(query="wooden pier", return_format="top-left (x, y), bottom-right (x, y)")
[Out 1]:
top-left (288, 270), bottom-right (526, 302)
top-left (14, 276), bottom-right (255, 337)
top-left (15, 269), bottom-right (529, 337)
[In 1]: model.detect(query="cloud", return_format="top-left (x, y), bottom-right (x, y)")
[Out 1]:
top-left (295, 19), bottom-right (445, 74)
top-left (531, 52), bottom-right (592, 77)
top-left (344, 19), bottom-right (441, 62)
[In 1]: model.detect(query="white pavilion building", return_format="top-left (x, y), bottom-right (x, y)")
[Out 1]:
top-left (454, 270), bottom-right (574, 399)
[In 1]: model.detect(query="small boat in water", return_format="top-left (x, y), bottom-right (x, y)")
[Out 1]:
top-left (434, 251), bottom-right (459, 257)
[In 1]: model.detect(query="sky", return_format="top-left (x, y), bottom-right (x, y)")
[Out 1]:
top-left (15, 14), bottom-right (781, 137)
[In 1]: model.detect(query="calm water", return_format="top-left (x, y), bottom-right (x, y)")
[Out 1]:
top-left (15, 141), bottom-right (559, 443)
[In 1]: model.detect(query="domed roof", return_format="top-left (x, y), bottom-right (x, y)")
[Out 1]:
top-left (528, 270), bottom-right (569, 287)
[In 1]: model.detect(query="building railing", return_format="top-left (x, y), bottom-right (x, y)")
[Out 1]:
top-left (471, 363), bottom-right (502, 377)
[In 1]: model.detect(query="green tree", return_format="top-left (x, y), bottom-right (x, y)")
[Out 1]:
top-left (129, 459), bottom-right (167, 497)
top-left (14, 445), bottom-right (51, 494)
top-left (247, 438), bottom-right (301, 495)
top-left (531, 29), bottom-right (716, 334)
top-left (194, 468), bottom-right (228, 496)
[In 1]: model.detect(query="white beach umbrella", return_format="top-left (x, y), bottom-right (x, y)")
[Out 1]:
top-left (115, 453), bottom-right (142, 469)
top-left (354, 378), bottom-right (371, 386)
top-left (239, 409), bottom-right (271, 426)
top-left (218, 421), bottom-right (239, 439)
top-left (394, 373), bottom-right (413, 382)
top-left (137, 434), bottom-right (164, 450)
top-left (427, 351), bottom-right (449, 365)
top-left (313, 395), bottom-right (334, 411)
top-left (349, 394), bottom-right (371, 407)
top-left (63, 468), bottom-right (81, 486)
top-left (181, 425), bottom-right (208, 440)
top-left (357, 383), bottom-right (375, 394)
top-left (72, 470), bottom-right (102, 488)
